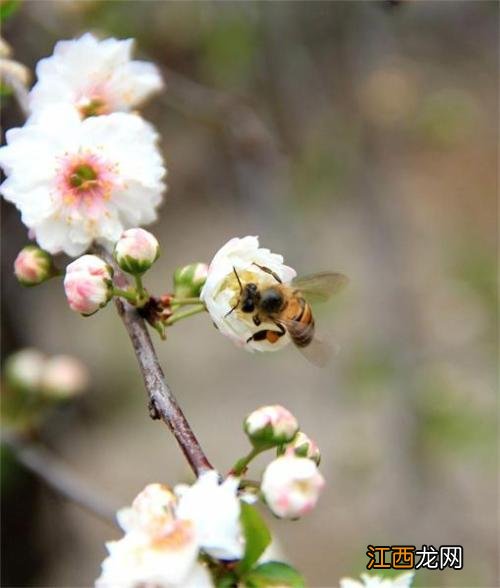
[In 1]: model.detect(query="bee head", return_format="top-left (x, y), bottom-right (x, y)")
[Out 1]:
top-left (241, 283), bottom-right (260, 313)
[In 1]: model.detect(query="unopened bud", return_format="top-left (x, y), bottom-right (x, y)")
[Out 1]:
top-left (173, 262), bottom-right (208, 298)
top-left (118, 483), bottom-right (177, 537)
top-left (278, 431), bottom-right (321, 465)
top-left (261, 455), bottom-right (325, 519)
top-left (4, 348), bottom-right (46, 392)
top-left (41, 355), bottom-right (89, 399)
top-left (14, 245), bottom-right (55, 287)
top-left (64, 255), bottom-right (113, 315)
top-left (244, 405), bottom-right (299, 448)
top-left (114, 228), bottom-right (159, 275)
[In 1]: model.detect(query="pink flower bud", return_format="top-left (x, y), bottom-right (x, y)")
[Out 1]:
top-left (64, 255), bottom-right (113, 315)
top-left (173, 262), bottom-right (208, 298)
top-left (280, 431), bottom-right (321, 465)
top-left (244, 405), bottom-right (299, 448)
top-left (14, 245), bottom-right (54, 286)
top-left (41, 355), bottom-right (89, 399)
top-left (261, 455), bottom-right (325, 519)
top-left (114, 228), bottom-right (159, 275)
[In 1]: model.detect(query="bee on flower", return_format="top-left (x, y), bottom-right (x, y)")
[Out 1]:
top-left (200, 236), bottom-right (347, 365)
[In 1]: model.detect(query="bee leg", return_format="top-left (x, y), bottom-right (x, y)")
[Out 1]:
top-left (252, 263), bottom-right (282, 284)
top-left (225, 303), bottom-right (238, 317)
top-left (247, 330), bottom-right (268, 343)
top-left (272, 320), bottom-right (286, 337)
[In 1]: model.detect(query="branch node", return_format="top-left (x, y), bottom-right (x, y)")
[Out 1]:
top-left (148, 398), bottom-right (160, 420)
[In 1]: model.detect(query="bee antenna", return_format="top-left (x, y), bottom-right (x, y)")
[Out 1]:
top-left (233, 266), bottom-right (243, 294)
top-left (225, 266), bottom-right (243, 317)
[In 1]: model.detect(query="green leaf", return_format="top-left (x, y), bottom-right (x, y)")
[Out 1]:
top-left (0, 82), bottom-right (13, 97)
top-left (244, 561), bottom-right (305, 588)
top-left (216, 573), bottom-right (237, 588)
top-left (237, 502), bottom-right (271, 575)
top-left (0, 0), bottom-right (21, 23)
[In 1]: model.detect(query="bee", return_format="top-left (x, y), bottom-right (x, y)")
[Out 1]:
top-left (227, 263), bottom-right (348, 366)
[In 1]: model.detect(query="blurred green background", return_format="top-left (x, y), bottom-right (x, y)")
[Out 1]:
top-left (1, 1), bottom-right (497, 587)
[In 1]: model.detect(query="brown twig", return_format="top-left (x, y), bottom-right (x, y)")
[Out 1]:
top-left (2, 431), bottom-right (119, 527)
top-left (94, 245), bottom-right (214, 476)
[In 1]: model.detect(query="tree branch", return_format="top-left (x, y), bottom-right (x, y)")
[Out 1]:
top-left (94, 245), bottom-right (214, 477)
top-left (2, 432), bottom-right (118, 527)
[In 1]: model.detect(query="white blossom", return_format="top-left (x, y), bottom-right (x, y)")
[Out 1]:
top-left (176, 470), bottom-right (244, 560)
top-left (339, 572), bottom-right (415, 588)
top-left (200, 236), bottom-right (297, 351)
top-left (261, 454), bottom-right (325, 519)
top-left (95, 528), bottom-right (210, 588)
top-left (29, 33), bottom-right (163, 118)
top-left (0, 105), bottom-right (166, 256)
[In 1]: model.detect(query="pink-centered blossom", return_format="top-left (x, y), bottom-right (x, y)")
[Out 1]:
top-left (64, 254), bottom-right (113, 315)
top-left (261, 454), bottom-right (325, 519)
top-left (0, 105), bottom-right (166, 256)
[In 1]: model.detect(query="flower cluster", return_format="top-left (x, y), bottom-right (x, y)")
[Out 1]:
top-left (97, 472), bottom-right (275, 588)
top-left (96, 403), bottom-right (325, 587)
top-left (0, 33), bottom-right (166, 257)
top-left (96, 477), bottom-right (225, 587)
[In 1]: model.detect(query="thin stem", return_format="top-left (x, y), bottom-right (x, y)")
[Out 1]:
top-left (112, 288), bottom-right (138, 304)
top-left (94, 245), bottom-right (214, 476)
top-left (171, 297), bottom-right (202, 307)
top-left (230, 446), bottom-right (266, 477)
top-left (134, 274), bottom-right (148, 305)
top-left (166, 305), bottom-right (205, 326)
top-left (2, 431), bottom-right (118, 527)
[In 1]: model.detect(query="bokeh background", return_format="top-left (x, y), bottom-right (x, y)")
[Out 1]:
top-left (1, 1), bottom-right (498, 587)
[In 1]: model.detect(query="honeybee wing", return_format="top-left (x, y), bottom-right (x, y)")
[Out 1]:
top-left (276, 317), bottom-right (334, 367)
top-left (291, 272), bottom-right (348, 303)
